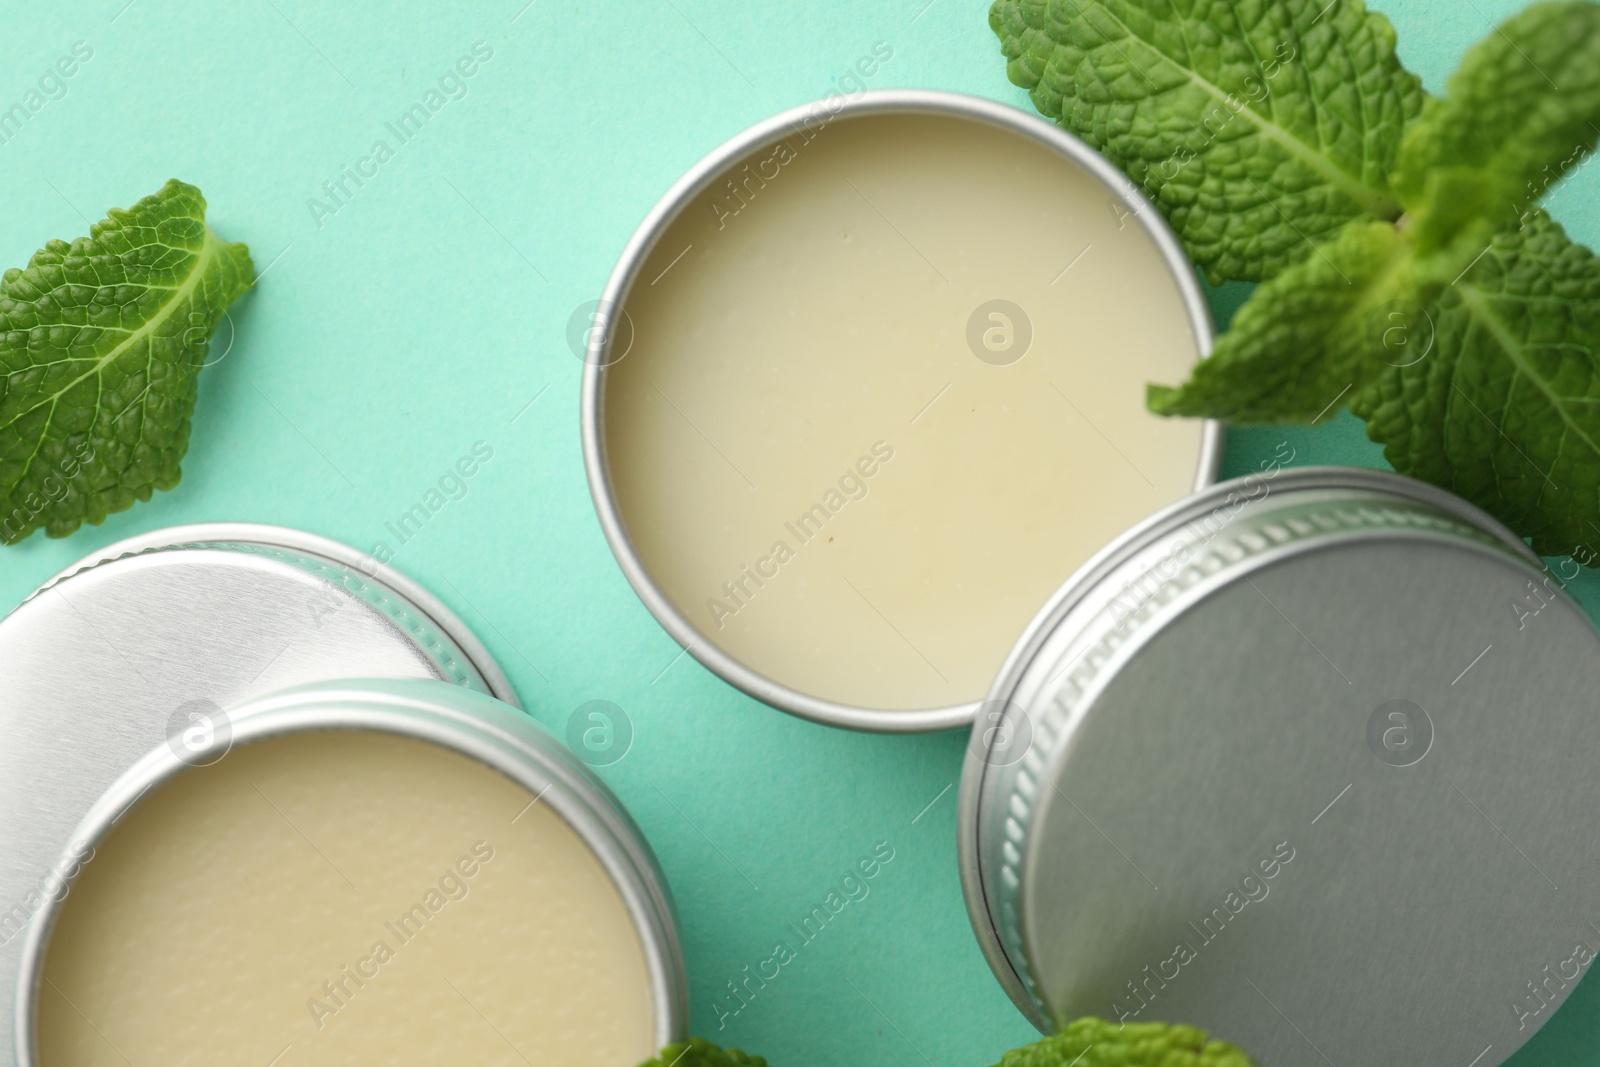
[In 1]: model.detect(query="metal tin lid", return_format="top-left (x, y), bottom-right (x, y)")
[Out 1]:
top-left (0, 525), bottom-right (516, 1061)
top-left (13, 678), bottom-right (688, 1063)
top-left (961, 467), bottom-right (1600, 1067)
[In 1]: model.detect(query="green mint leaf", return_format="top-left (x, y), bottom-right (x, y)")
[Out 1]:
top-left (994, 1017), bottom-right (1261, 1067)
top-left (989, 0), bottom-right (1423, 282)
top-left (1149, 221), bottom-right (1413, 422)
top-left (1400, 167), bottom-right (1505, 254)
top-left (639, 1038), bottom-right (769, 1067)
top-left (0, 179), bottom-right (252, 544)
top-left (1352, 213), bottom-right (1600, 557)
top-left (1393, 1), bottom-right (1600, 241)
top-left (1147, 203), bottom-right (1501, 425)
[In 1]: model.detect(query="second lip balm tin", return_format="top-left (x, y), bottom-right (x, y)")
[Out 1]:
top-left (960, 466), bottom-right (1600, 1067)
top-left (0, 525), bottom-right (687, 1067)
top-left (14, 679), bottom-right (686, 1067)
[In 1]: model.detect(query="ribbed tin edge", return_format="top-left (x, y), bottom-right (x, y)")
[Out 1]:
top-left (580, 89), bottom-right (1222, 733)
top-left (13, 679), bottom-right (686, 1064)
top-left (959, 466), bottom-right (1544, 1029)
top-left (22, 523), bottom-right (519, 709)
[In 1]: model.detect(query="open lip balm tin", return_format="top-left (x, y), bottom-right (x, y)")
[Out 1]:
top-left (13, 680), bottom-right (687, 1067)
top-left (960, 467), bottom-right (1600, 1067)
top-left (582, 90), bottom-right (1223, 732)
top-left (0, 525), bottom-right (686, 1065)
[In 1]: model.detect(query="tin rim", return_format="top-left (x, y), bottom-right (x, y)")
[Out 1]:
top-left (25, 523), bottom-right (519, 709)
top-left (13, 679), bottom-right (687, 1063)
top-left (580, 88), bottom-right (1223, 733)
top-left (957, 465), bottom-right (1542, 1029)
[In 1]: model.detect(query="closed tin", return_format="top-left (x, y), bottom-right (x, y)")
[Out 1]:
top-left (960, 467), bottom-right (1600, 1066)
top-left (13, 678), bottom-right (688, 1064)
top-left (581, 89), bottom-right (1223, 733)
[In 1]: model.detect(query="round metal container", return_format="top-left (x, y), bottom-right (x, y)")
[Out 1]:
top-left (13, 678), bottom-right (688, 1064)
top-left (581, 89), bottom-right (1223, 733)
top-left (960, 466), bottom-right (1600, 1066)
top-left (0, 524), bottom-right (517, 1061)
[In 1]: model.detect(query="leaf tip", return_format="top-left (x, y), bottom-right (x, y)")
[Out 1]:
top-left (1146, 383), bottom-right (1181, 416)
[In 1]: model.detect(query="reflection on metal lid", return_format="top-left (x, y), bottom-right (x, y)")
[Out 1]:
top-left (962, 467), bottom-right (1600, 1067)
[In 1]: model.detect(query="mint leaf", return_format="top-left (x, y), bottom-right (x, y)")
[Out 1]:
top-left (639, 1038), bottom-right (768, 1067)
top-left (1148, 202), bottom-right (1501, 423)
top-left (1393, 1), bottom-right (1600, 240)
top-left (1353, 213), bottom-right (1600, 557)
top-left (989, 0), bottom-right (1423, 282)
top-left (0, 180), bottom-right (252, 544)
top-left (1149, 221), bottom-right (1413, 422)
top-left (995, 1017), bottom-right (1261, 1067)
top-left (638, 1021), bottom-right (1263, 1067)
top-left (1112, 1), bottom-right (1600, 564)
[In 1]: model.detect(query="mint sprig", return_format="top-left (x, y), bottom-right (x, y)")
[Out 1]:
top-left (995, 1017), bottom-right (1261, 1067)
top-left (995, 0), bottom-right (1600, 561)
top-left (639, 1037), bottom-right (768, 1067)
top-left (0, 180), bottom-right (252, 544)
top-left (639, 1017), bottom-right (1263, 1067)
top-left (990, 0), bottom-right (1424, 282)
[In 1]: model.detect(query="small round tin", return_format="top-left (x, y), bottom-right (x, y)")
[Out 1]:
top-left (14, 678), bottom-right (687, 1065)
top-left (960, 467), bottom-right (1600, 1066)
top-left (0, 524), bottom-right (516, 1059)
top-left (581, 89), bottom-right (1222, 733)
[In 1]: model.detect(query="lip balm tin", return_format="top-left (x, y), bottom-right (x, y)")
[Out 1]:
top-left (582, 89), bottom-right (1222, 732)
top-left (960, 467), bottom-right (1600, 1067)
top-left (12, 678), bottom-right (688, 1064)
top-left (0, 524), bottom-right (687, 1061)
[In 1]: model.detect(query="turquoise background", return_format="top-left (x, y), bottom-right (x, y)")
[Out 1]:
top-left (3, 1), bottom-right (1599, 1064)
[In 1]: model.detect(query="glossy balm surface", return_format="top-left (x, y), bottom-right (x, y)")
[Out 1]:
top-left (604, 110), bottom-right (1207, 711)
top-left (37, 731), bottom-right (655, 1067)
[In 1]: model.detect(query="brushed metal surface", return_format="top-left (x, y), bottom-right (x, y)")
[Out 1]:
top-left (580, 89), bottom-right (1223, 732)
top-left (13, 679), bottom-right (688, 1064)
top-left (962, 468), bottom-right (1600, 1066)
top-left (0, 528), bottom-right (513, 1064)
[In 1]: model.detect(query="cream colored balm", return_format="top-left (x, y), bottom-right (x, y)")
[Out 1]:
top-left (37, 732), bottom-right (656, 1067)
top-left (605, 109), bottom-right (1207, 711)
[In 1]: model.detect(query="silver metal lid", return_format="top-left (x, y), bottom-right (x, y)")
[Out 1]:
top-left (961, 467), bottom-right (1599, 1066)
top-left (13, 678), bottom-right (688, 1063)
top-left (0, 524), bottom-right (517, 1062)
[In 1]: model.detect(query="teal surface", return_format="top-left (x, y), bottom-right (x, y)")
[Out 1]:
top-left (2, 2), bottom-right (1597, 1065)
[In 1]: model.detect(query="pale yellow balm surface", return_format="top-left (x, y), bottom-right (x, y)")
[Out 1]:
top-left (605, 110), bottom-right (1207, 710)
top-left (38, 732), bottom-right (656, 1067)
